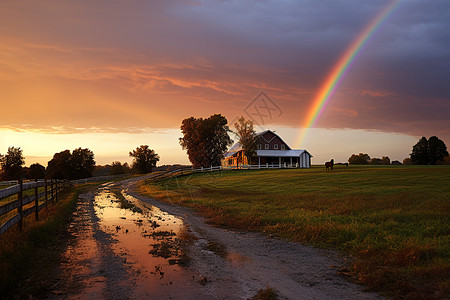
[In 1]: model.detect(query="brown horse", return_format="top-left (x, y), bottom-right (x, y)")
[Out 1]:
top-left (325, 159), bottom-right (334, 171)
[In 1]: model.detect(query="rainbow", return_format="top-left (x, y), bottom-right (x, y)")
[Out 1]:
top-left (296, 0), bottom-right (401, 147)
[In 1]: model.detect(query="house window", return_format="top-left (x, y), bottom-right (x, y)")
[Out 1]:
top-left (274, 144), bottom-right (278, 150)
top-left (257, 144), bottom-right (261, 150)
top-left (281, 144), bottom-right (285, 150)
top-left (265, 144), bottom-right (269, 149)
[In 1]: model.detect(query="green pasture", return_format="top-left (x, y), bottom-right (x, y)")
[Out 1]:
top-left (140, 165), bottom-right (450, 298)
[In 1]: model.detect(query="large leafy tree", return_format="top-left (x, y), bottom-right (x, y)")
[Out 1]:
top-left (0, 146), bottom-right (25, 180)
top-left (47, 150), bottom-right (73, 179)
top-left (70, 148), bottom-right (96, 179)
top-left (179, 114), bottom-right (232, 168)
top-left (129, 145), bottom-right (159, 173)
top-left (410, 136), bottom-right (448, 165)
top-left (410, 137), bottom-right (428, 165)
top-left (427, 136), bottom-right (448, 165)
top-left (234, 116), bottom-right (258, 165)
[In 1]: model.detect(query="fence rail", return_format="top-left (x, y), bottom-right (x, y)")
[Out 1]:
top-left (0, 179), bottom-right (69, 236)
top-left (148, 162), bottom-right (301, 182)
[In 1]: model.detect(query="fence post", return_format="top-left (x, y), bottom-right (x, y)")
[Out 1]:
top-left (51, 179), bottom-right (54, 205)
top-left (35, 179), bottom-right (39, 221)
top-left (44, 178), bottom-right (48, 207)
top-left (55, 180), bottom-right (59, 202)
top-left (18, 179), bottom-right (23, 231)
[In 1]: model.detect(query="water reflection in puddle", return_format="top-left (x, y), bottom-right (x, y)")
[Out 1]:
top-left (92, 184), bottom-right (204, 298)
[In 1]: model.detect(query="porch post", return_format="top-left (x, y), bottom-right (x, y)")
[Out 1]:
top-left (290, 157), bottom-right (292, 167)
top-left (279, 157), bottom-right (281, 168)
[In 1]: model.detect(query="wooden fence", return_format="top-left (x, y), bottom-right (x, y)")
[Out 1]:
top-left (148, 162), bottom-right (300, 182)
top-left (0, 179), bottom-right (69, 236)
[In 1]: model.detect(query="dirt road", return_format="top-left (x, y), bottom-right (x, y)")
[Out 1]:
top-left (51, 177), bottom-right (382, 299)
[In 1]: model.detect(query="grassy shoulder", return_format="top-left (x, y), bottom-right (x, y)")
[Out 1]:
top-left (138, 165), bottom-right (450, 299)
top-left (0, 182), bottom-right (100, 298)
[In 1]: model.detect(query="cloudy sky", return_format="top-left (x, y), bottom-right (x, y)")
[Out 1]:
top-left (1, 0), bottom-right (449, 166)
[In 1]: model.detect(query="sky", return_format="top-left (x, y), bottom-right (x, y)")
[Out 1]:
top-left (1, 0), bottom-right (449, 166)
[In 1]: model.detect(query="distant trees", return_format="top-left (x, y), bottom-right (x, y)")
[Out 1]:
top-left (129, 145), bottom-right (159, 173)
top-left (110, 161), bottom-right (127, 175)
top-left (403, 158), bottom-right (413, 165)
top-left (410, 136), bottom-right (448, 165)
top-left (27, 163), bottom-right (46, 179)
top-left (234, 116), bottom-right (258, 165)
top-left (179, 114), bottom-right (233, 168)
top-left (47, 148), bottom-right (96, 179)
top-left (0, 147), bottom-right (25, 180)
top-left (348, 153), bottom-right (370, 165)
top-left (349, 153), bottom-right (394, 165)
top-left (369, 158), bottom-right (382, 165)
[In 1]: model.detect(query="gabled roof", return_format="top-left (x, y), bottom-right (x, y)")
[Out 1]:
top-left (256, 130), bottom-right (292, 150)
top-left (224, 142), bottom-right (243, 158)
top-left (224, 130), bottom-right (307, 158)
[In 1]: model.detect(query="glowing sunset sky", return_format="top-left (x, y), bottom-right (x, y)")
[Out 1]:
top-left (1, 0), bottom-right (449, 166)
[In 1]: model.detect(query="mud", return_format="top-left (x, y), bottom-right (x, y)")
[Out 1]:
top-left (50, 177), bottom-right (383, 299)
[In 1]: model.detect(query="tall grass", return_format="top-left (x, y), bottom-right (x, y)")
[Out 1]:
top-left (0, 183), bottom-right (97, 298)
top-left (139, 165), bottom-right (450, 299)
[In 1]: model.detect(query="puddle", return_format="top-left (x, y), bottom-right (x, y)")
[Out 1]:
top-left (57, 182), bottom-right (216, 299)
top-left (92, 184), bottom-right (205, 298)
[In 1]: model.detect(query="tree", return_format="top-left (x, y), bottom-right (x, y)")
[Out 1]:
top-left (410, 136), bottom-right (448, 165)
top-left (0, 146), bottom-right (25, 180)
top-left (27, 163), bottom-right (46, 179)
top-left (179, 114), bottom-right (233, 168)
top-left (110, 161), bottom-right (125, 175)
top-left (403, 158), bottom-right (413, 165)
top-left (129, 145), bottom-right (159, 173)
top-left (234, 116), bottom-right (258, 165)
top-left (348, 153), bottom-right (370, 164)
top-left (369, 158), bottom-right (382, 165)
top-left (47, 150), bottom-right (72, 179)
top-left (410, 137), bottom-right (429, 165)
top-left (427, 136), bottom-right (448, 165)
top-left (381, 156), bottom-right (390, 165)
top-left (122, 162), bottom-right (132, 174)
top-left (47, 148), bottom-right (95, 179)
top-left (70, 148), bottom-right (96, 179)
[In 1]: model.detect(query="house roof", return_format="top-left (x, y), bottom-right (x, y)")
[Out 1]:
top-left (224, 129), bottom-right (313, 159)
top-left (256, 150), bottom-right (312, 157)
top-left (224, 142), bottom-right (243, 158)
top-left (256, 130), bottom-right (292, 150)
top-left (225, 129), bottom-right (292, 158)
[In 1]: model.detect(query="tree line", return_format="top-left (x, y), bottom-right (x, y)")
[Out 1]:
top-left (348, 136), bottom-right (449, 165)
top-left (0, 145), bottom-right (160, 181)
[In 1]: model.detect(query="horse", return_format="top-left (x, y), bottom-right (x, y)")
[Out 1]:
top-left (325, 159), bottom-right (334, 171)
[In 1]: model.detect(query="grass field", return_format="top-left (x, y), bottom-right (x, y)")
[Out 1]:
top-left (0, 183), bottom-right (100, 298)
top-left (139, 165), bottom-right (450, 299)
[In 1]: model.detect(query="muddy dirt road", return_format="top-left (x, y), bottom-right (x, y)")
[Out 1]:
top-left (51, 177), bottom-right (382, 299)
